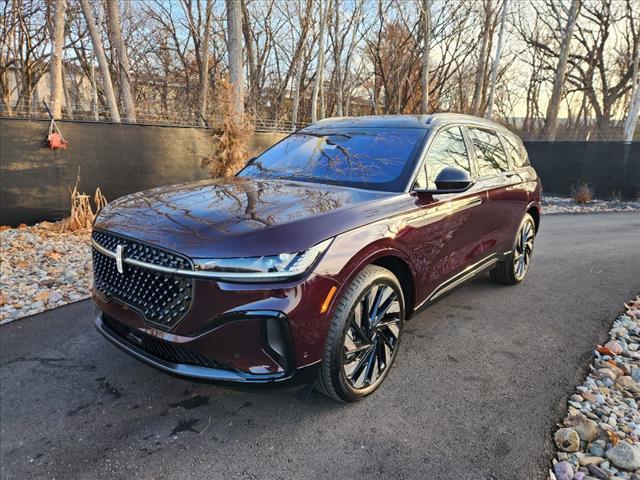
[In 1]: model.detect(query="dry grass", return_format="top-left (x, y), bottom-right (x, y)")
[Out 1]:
top-left (59, 172), bottom-right (107, 232)
top-left (202, 78), bottom-right (255, 178)
top-left (570, 182), bottom-right (594, 204)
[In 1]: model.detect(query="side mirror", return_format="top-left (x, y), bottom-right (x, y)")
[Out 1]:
top-left (415, 166), bottom-right (473, 194)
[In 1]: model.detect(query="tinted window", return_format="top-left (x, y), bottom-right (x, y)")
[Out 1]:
top-left (239, 128), bottom-right (426, 192)
top-left (500, 133), bottom-right (529, 168)
top-left (414, 127), bottom-right (471, 189)
top-left (468, 128), bottom-right (509, 176)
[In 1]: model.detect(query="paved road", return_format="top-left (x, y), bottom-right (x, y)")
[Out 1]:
top-left (1, 213), bottom-right (639, 480)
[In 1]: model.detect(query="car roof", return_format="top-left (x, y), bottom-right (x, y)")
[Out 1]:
top-left (302, 113), bottom-right (514, 136)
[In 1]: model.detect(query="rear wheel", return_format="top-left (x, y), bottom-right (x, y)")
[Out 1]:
top-left (315, 265), bottom-right (404, 402)
top-left (490, 213), bottom-right (536, 285)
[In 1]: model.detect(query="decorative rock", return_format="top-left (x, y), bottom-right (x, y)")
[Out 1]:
top-left (605, 442), bottom-right (640, 471)
top-left (589, 440), bottom-right (607, 457)
top-left (615, 376), bottom-right (640, 394)
top-left (587, 464), bottom-right (610, 479)
top-left (565, 414), bottom-right (600, 442)
top-left (0, 223), bottom-right (92, 324)
top-left (553, 461), bottom-right (574, 480)
top-left (542, 196), bottom-right (640, 215)
top-left (595, 369), bottom-right (617, 382)
top-left (555, 428), bottom-right (580, 452)
top-left (48, 291), bottom-right (63, 304)
top-left (604, 341), bottom-right (623, 356)
top-left (578, 456), bottom-right (604, 467)
top-left (550, 298), bottom-right (640, 480)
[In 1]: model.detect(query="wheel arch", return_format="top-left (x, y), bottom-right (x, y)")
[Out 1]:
top-left (371, 255), bottom-right (416, 320)
top-left (526, 203), bottom-right (540, 233)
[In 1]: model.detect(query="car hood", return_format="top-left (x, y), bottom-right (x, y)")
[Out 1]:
top-left (94, 177), bottom-right (400, 258)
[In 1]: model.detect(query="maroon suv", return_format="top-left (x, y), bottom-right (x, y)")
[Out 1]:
top-left (92, 114), bottom-right (541, 402)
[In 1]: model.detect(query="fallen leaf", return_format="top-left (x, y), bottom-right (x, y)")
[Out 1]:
top-left (46, 251), bottom-right (62, 261)
top-left (34, 290), bottom-right (50, 304)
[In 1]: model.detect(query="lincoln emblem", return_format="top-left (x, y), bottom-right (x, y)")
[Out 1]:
top-left (115, 245), bottom-right (125, 274)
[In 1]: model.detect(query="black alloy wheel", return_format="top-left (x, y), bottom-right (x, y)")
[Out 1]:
top-left (490, 212), bottom-right (536, 285)
top-left (315, 265), bottom-right (404, 402)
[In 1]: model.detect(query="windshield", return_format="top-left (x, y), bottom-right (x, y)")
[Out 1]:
top-left (238, 128), bottom-right (427, 192)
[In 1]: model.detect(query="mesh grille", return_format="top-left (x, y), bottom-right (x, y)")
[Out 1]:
top-left (92, 230), bottom-right (194, 330)
top-left (101, 314), bottom-right (222, 369)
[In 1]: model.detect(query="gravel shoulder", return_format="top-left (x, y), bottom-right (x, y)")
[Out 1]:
top-left (551, 298), bottom-right (640, 480)
top-left (0, 223), bottom-right (91, 324)
top-left (1, 213), bottom-right (639, 480)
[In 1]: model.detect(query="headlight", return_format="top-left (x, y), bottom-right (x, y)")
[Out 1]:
top-left (193, 238), bottom-right (333, 282)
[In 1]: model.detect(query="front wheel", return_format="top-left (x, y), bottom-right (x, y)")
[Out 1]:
top-left (490, 213), bottom-right (536, 285)
top-left (315, 265), bottom-right (404, 402)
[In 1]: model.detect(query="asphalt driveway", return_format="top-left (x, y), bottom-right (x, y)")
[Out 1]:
top-left (1, 213), bottom-right (639, 480)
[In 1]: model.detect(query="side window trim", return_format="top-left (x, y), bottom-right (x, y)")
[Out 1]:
top-left (460, 125), bottom-right (479, 179)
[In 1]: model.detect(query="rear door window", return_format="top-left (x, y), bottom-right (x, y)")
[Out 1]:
top-left (468, 128), bottom-right (509, 177)
top-left (499, 133), bottom-right (530, 168)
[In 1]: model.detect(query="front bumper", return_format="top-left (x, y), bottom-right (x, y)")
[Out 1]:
top-left (95, 313), bottom-right (318, 385)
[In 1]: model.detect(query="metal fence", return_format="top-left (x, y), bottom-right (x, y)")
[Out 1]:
top-left (0, 101), bottom-right (300, 133)
top-left (1, 100), bottom-right (636, 139)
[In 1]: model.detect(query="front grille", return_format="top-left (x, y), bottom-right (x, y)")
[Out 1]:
top-left (102, 314), bottom-right (223, 369)
top-left (92, 230), bottom-right (194, 330)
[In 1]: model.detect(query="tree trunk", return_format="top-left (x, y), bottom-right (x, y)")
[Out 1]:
top-left (291, 50), bottom-right (304, 128)
top-left (240, 0), bottom-right (258, 115)
top-left (623, 35), bottom-right (640, 142)
top-left (226, 0), bottom-right (244, 121)
top-left (89, 51), bottom-right (99, 121)
top-left (49, 0), bottom-right (67, 119)
top-left (61, 61), bottom-right (74, 119)
top-left (540, 0), bottom-right (581, 141)
top-left (106, 0), bottom-right (136, 122)
top-left (311, 0), bottom-right (326, 122)
top-left (420, 0), bottom-right (431, 114)
top-left (485, 0), bottom-right (507, 120)
top-left (333, 0), bottom-right (343, 116)
top-left (80, 0), bottom-right (120, 122)
top-left (196, 0), bottom-right (214, 126)
top-left (471, 0), bottom-right (492, 116)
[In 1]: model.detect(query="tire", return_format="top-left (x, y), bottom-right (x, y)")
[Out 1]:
top-left (490, 213), bottom-right (536, 285)
top-left (315, 265), bottom-right (405, 402)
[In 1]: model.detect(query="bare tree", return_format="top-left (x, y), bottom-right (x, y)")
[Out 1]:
top-left (79, 0), bottom-right (120, 122)
top-left (49, 0), bottom-right (67, 118)
top-left (178, 0), bottom-right (214, 125)
top-left (540, 0), bottom-right (580, 140)
top-left (226, 0), bottom-right (244, 120)
top-left (311, 0), bottom-right (326, 122)
top-left (471, 0), bottom-right (494, 115)
top-left (420, 0), bottom-right (431, 113)
top-left (623, 1), bottom-right (640, 142)
top-left (106, 0), bottom-right (135, 122)
top-left (486, 0), bottom-right (507, 120)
